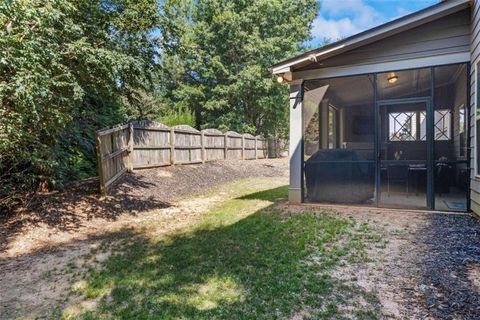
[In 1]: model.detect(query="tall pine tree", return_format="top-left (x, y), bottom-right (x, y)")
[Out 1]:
top-left (158, 0), bottom-right (318, 136)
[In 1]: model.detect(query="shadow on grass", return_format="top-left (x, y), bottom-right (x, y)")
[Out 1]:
top-left (71, 186), bottom-right (380, 319)
top-left (237, 185), bottom-right (288, 201)
top-left (0, 174), bottom-right (170, 253)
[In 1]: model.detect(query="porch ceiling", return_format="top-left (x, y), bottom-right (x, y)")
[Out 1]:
top-left (304, 64), bottom-right (465, 107)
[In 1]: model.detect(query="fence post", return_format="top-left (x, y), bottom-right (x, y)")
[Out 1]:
top-left (273, 138), bottom-right (276, 158)
top-left (95, 133), bottom-right (106, 196)
top-left (241, 135), bottom-right (245, 160)
top-left (263, 137), bottom-right (270, 159)
top-left (170, 127), bottom-right (175, 165)
top-left (224, 133), bottom-right (228, 160)
top-left (200, 130), bottom-right (205, 163)
top-left (254, 136), bottom-right (258, 160)
top-left (128, 123), bottom-right (134, 172)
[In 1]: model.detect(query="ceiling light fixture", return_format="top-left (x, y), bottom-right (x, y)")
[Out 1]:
top-left (388, 72), bottom-right (398, 84)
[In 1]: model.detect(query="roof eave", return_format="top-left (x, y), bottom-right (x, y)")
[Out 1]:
top-left (272, 0), bottom-right (471, 75)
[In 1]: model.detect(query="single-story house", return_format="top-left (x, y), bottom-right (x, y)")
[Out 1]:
top-left (273, 0), bottom-right (480, 214)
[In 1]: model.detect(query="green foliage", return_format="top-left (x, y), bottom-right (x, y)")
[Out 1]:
top-left (0, 0), bottom-right (319, 213)
top-left (0, 0), bottom-right (160, 211)
top-left (160, 107), bottom-right (195, 127)
top-left (158, 0), bottom-right (318, 136)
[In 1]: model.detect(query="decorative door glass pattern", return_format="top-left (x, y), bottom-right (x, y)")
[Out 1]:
top-left (388, 112), bottom-right (417, 141)
top-left (380, 102), bottom-right (428, 210)
top-left (420, 110), bottom-right (451, 141)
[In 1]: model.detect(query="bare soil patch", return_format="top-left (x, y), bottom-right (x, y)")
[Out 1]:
top-left (2, 158), bottom-right (479, 319)
top-left (1, 159), bottom-right (288, 257)
top-left (288, 204), bottom-right (480, 319)
top-left (0, 159), bottom-right (288, 319)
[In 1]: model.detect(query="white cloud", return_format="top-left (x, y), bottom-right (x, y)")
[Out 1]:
top-left (312, 17), bottom-right (359, 42)
top-left (311, 0), bottom-right (387, 44)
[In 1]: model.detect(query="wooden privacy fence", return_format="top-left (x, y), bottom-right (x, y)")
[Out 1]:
top-left (95, 120), bottom-right (268, 194)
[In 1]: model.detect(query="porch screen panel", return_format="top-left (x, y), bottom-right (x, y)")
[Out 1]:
top-left (303, 75), bottom-right (375, 205)
top-left (433, 64), bottom-right (468, 211)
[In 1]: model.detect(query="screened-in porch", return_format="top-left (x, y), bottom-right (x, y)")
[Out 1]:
top-left (302, 63), bottom-right (469, 211)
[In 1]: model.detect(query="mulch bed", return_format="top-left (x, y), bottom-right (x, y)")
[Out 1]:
top-left (114, 159), bottom-right (288, 202)
top-left (408, 213), bottom-right (480, 319)
top-left (0, 159), bottom-right (288, 253)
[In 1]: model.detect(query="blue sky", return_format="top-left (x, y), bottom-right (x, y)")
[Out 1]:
top-left (309, 0), bottom-right (439, 47)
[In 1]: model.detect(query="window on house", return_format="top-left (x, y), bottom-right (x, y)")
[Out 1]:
top-left (434, 110), bottom-right (451, 140)
top-left (328, 105), bottom-right (337, 148)
top-left (459, 106), bottom-right (465, 134)
top-left (460, 105), bottom-right (465, 157)
top-left (388, 110), bottom-right (451, 142)
top-left (388, 112), bottom-right (417, 141)
top-left (419, 110), bottom-right (452, 141)
top-left (477, 62), bottom-right (480, 175)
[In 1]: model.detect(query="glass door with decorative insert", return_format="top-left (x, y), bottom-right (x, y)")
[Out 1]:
top-left (377, 99), bottom-right (432, 210)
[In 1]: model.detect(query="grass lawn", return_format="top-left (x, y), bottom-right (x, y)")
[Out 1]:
top-left (63, 178), bottom-right (382, 319)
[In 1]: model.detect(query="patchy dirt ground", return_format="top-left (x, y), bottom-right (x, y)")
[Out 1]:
top-left (288, 204), bottom-right (480, 319)
top-left (1, 157), bottom-right (479, 319)
top-left (0, 159), bottom-right (288, 257)
top-left (0, 159), bottom-right (288, 319)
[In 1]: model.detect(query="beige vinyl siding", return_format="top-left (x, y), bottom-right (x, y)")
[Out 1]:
top-left (298, 9), bottom-right (470, 72)
top-left (471, 1), bottom-right (480, 217)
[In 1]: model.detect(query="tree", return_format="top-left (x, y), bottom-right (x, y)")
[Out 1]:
top-left (158, 0), bottom-right (318, 136)
top-left (0, 0), bottom-right (160, 212)
top-left (0, 0), bottom-right (319, 213)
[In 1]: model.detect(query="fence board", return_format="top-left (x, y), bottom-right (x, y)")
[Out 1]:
top-left (267, 137), bottom-right (287, 158)
top-left (203, 128), bottom-right (225, 161)
top-left (173, 125), bottom-right (202, 164)
top-left (96, 124), bottom-right (130, 194)
top-left (256, 136), bottom-right (268, 159)
top-left (243, 134), bottom-right (256, 160)
top-left (131, 120), bottom-right (171, 168)
top-left (96, 121), bottom-right (278, 194)
top-left (226, 131), bottom-right (243, 160)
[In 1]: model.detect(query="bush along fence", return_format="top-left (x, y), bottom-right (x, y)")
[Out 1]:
top-left (95, 120), bottom-right (271, 195)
